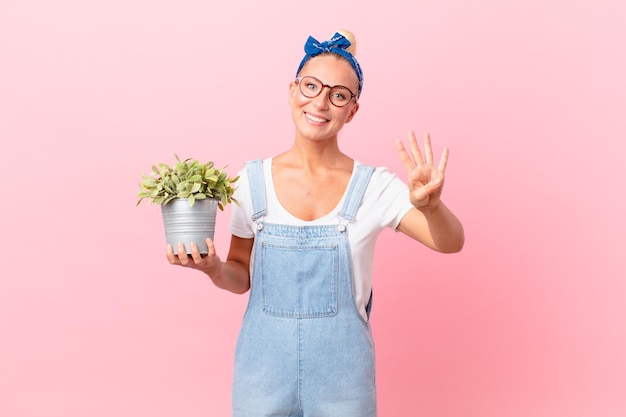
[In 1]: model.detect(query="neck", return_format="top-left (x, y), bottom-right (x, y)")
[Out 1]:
top-left (277, 138), bottom-right (352, 172)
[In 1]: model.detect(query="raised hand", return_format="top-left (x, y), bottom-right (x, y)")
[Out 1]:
top-left (395, 131), bottom-right (449, 209)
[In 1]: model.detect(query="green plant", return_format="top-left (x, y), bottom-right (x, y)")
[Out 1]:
top-left (137, 154), bottom-right (239, 209)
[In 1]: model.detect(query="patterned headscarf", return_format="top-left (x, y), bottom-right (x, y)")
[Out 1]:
top-left (295, 32), bottom-right (363, 98)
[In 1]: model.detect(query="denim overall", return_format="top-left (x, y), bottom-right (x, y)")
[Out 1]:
top-left (232, 160), bottom-right (377, 417)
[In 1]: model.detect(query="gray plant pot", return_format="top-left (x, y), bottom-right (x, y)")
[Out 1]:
top-left (161, 198), bottom-right (218, 256)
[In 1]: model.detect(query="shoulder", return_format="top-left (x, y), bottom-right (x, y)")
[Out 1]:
top-left (354, 161), bottom-right (407, 191)
top-left (237, 157), bottom-right (272, 182)
top-left (355, 162), bottom-right (412, 226)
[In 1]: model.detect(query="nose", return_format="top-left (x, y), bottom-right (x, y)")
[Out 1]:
top-left (312, 86), bottom-right (331, 109)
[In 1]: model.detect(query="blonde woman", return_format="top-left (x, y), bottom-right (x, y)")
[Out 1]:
top-left (167, 30), bottom-right (464, 417)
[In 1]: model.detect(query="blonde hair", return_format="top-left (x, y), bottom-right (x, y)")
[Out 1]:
top-left (336, 29), bottom-right (357, 56)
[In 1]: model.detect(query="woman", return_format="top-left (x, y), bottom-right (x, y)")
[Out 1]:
top-left (167, 30), bottom-right (464, 417)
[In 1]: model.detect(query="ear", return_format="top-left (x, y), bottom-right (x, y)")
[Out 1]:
top-left (345, 102), bottom-right (359, 123)
top-left (288, 80), bottom-right (298, 106)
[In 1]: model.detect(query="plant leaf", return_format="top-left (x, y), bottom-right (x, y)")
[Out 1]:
top-left (190, 182), bottom-right (201, 193)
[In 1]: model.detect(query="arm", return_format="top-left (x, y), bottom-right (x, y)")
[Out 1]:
top-left (166, 235), bottom-right (253, 294)
top-left (395, 131), bottom-right (465, 253)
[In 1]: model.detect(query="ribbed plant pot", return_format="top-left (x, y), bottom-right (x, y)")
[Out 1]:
top-left (161, 198), bottom-right (218, 255)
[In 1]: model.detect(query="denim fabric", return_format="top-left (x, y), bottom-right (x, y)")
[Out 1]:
top-left (232, 160), bottom-right (377, 417)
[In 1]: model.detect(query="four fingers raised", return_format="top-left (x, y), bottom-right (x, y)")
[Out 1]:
top-left (397, 130), bottom-right (449, 174)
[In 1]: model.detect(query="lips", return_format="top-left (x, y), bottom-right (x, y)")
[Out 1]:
top-left (305, 112), bottom-right (329, 123)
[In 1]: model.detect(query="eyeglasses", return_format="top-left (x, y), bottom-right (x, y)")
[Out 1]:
top-left (295, 76), bottom-right (357, 107)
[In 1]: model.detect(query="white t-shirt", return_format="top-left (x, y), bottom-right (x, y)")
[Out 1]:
top-left (229, 158), bottom-right (414, 320)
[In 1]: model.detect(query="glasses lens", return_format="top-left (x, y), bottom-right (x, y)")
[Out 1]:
top-left (329, 86), bottom-right (352, 107)
top-left (297, 76), bottom-right (355, 107)
top-left (299, 76), bottom-right (322, 98)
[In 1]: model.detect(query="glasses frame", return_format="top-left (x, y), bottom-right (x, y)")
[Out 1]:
top-left (295, 76), bottom-right (357, 107)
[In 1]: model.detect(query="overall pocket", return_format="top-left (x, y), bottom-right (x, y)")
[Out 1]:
top-left (260, 241), bottom-right (338, 318)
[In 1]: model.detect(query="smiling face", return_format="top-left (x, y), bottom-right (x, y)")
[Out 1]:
top-left (289, 54), bottom-right (360, 143)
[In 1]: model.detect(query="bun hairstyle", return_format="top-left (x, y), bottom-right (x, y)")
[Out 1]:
top-left (336, 29), bottom-right (357, 56)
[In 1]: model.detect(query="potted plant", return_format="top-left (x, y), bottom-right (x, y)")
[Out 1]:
top-left (137, 154), bottom-right (239, 256)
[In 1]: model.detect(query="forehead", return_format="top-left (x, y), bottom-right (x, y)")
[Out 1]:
top-left (300, 55), bottom-right (359, 89)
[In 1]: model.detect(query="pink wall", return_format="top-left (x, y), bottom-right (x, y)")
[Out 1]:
top-left (1, 1), bottom-right (625, 416)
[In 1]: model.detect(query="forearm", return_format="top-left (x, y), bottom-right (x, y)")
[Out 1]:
top-left (419, 202), bottom-right (465, 253)
top-left (398, 202), bottom-right (465, 253)
top-left (204, 259), bottom-right (250, 294)
top-left (168, 236), bottom-right (252, 294)
top-left (204, 235), bottom-right (253, 294)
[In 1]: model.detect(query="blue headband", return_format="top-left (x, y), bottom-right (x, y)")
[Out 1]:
top-left (296, 32), bottom-right (364, 98)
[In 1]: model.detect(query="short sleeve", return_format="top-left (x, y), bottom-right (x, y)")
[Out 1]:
top-left (365, 166), bottom-right (414, 230)
top-left (229, 167), bottom-right (255, 239)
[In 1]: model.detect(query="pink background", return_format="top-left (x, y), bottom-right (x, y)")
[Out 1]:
top-left (1, 0), bottom-right (625, 416)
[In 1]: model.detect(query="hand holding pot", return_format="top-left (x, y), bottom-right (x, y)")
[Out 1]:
top-left (166, 239), bottom-right (222, 274)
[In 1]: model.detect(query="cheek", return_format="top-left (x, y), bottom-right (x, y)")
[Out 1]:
top-left (343, 104), bottom-right (359, 123)
top-left (290, 90), bottom-right (308, 108)
top-left (288, 83), bottom-right (304, 106)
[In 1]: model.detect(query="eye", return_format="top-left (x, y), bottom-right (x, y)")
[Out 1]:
top-left (330, 86), bottom-right (353, 105)
top-left (305, 81), bottom-right (320, 92)
top-left (331, 91), bottom-right (347, 101)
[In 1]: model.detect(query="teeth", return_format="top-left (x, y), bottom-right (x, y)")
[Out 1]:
top-left (306, 113), bottom-right (328, 123)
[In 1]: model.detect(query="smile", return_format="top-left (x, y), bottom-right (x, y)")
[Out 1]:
top-left (305, 112), bottom-right (329, 123)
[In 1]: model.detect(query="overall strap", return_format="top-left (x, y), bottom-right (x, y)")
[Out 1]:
top-left (244, 159), bottom-right (268, 221)
top-left (338, 164), bottom-right (375, 223)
